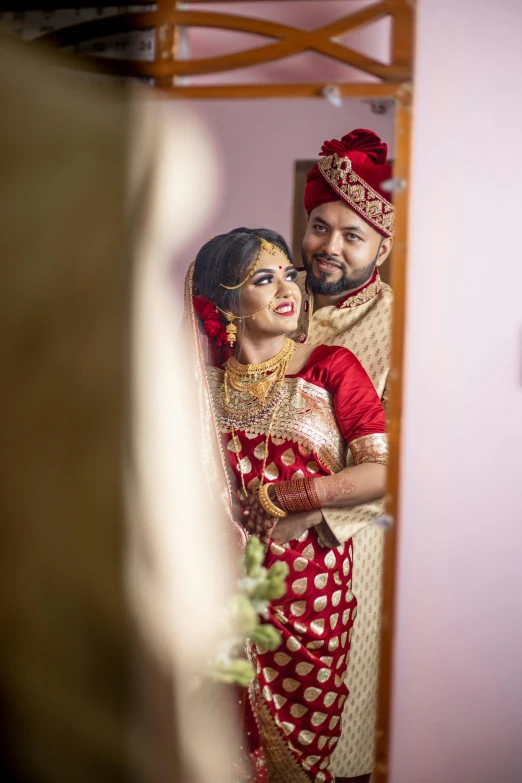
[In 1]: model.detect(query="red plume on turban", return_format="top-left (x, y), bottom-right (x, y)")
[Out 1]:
top-left (304, 128), bottom-right (394, 236)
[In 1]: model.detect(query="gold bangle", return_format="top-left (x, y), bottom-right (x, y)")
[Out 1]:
top-left (258, 483), bottom-right (287, 518)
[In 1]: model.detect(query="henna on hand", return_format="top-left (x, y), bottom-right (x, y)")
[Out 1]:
top-left (316, 471), bottom-right (356, 505)
top-left (240, 492), bottom-right (278, 544)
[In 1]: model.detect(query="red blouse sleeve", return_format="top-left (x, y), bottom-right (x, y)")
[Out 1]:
top-left (325, 347), bottom-right (386, 445)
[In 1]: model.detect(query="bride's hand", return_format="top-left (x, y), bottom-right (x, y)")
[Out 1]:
top-left (240, 493), bottom-right (278, 545)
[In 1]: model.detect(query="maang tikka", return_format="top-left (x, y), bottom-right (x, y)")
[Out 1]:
top-left (220, 237), bottom-right (279, 290)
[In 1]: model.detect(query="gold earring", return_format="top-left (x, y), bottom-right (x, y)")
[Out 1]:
top-left (223, 312), bottom-right (238, 346)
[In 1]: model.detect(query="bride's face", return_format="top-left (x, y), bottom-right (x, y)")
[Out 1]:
top-left (237, 247), bottom-right (301, 338)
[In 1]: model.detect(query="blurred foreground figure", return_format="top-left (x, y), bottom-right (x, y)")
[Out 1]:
top-left (0, 33), bottom-right (240, 783)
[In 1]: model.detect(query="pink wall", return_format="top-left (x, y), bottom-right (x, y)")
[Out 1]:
top-left (390, 1), bottom-right (522, 781)
top-left (171, 98), bottom-right (394, 285)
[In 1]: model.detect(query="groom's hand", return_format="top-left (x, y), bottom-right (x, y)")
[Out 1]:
top-left (270, 510), bottom-right (323, 545)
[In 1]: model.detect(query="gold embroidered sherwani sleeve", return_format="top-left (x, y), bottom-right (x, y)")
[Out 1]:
top-left (317, 498), bottom-right (385, 547)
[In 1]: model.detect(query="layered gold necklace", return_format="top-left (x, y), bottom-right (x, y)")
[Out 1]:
top-left (225, 336), bottom-right (295, 403)
top-left (220, 337), bottom-right (296, 497)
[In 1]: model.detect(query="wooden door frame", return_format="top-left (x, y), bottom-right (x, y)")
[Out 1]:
top-left (17, 2), bottom-right (414, 779)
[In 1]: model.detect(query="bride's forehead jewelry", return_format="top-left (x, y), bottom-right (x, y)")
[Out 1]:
top-left (220, 236), bottom-right (287, 290)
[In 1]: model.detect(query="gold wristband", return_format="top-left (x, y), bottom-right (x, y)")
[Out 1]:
top-left (258, 483), bottom-right (287, 518)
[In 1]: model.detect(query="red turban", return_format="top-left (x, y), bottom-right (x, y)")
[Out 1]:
top-left (304, 128), bottom-right (395, 237)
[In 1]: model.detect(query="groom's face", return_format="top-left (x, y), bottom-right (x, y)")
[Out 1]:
top-left (302, 201), bottom-right (392, 297)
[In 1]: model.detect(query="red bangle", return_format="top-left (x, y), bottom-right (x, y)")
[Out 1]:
top-left (273, 478), bottom-right (322, 514)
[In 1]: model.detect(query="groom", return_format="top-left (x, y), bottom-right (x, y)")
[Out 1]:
top-left (272, 128), bottom-right (394, 783)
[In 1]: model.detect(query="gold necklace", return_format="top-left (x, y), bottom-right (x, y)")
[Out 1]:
top-left (224, 337), bottom-right (295, 406)
top-left (224, 337), bottom-right (295, 498)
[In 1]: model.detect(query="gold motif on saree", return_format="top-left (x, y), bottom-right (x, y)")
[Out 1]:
top-left (307, 461), bottom-right (319, 473)
top-left (281, 721), bottom-right (296, 736)
top-left (304, 687), bottom-right (321, 703)
top-left (332, 590), bottom-right (342, 607)
top-left (314, 596), bottom-right (327, 612)
top-left (310, 618), bottom-right (325, 636)
top-left (293, 557), bottom-right (308, 572)
top-left (287, 636), bottom-right (301, 652)
top-left (303, 544), bottom-right (315, 560)
top-left (254, 441), bottom-right (268, 460)
top-left (296, 662), bottom-right (314, 676)
top-left (273, 694), bottom-right (287, 710)
top-left (263, 667), bottom-right (279, 683)
top-left (324, 550), bottom-right (336, 569)
top-left (311, 712), bottom-right (328, 727)
top-left (330, 613), bottom-right (340, 630)
top-left (314, 574), bottom-right (328, 589)
top-left (292, 577), bottom-right (307, 595)
top-left (247, 476), bottom-right (260, 493)
top-left (318, 737), bottom-right (328, 750)
top-left (323, 692), bottom-right (336, 708)
top-left (264, 461), bottom-right (280, 480)
top-left (290, 704), bottom-right (309, 719)
top-left (319, 656), bottom-right (333, 667)
top-left (238, 455), bottom-right (252, 474)
top-left (328, 637), bottom-right (339, 652)
top-left (306, 640), bottom-right (324, 650)
top-left (281, 447), bottom-right (297, 466)
top-left (317, 668), bottom-right (332, 684)
top-left (227, 435), bottom-right (242, 452)
top-left (283, 678), bottom-right (300, 693)
top-left (274, 652), bottom-right (292, 666)
top-left (292, 469), bottom-right (305, 480)
top-left (298, 730), bottom-right (315, 746)
top-left (290, 601), bottom-right (306, 617)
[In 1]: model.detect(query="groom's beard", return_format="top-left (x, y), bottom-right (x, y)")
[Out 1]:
top-left (302, 251), bottom-right (378, 296)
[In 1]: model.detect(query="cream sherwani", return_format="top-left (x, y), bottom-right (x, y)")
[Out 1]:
top-left (297, 270), bottom-right (393, 777)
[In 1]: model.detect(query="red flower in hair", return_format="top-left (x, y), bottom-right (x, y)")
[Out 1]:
top-left (194, 296), bottom-right (228, 346)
